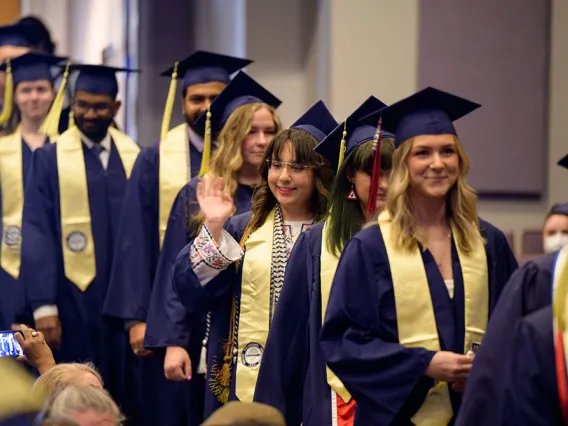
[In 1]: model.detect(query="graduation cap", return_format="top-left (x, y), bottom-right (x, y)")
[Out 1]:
top-left (359, 87), bottom-right (481, 148)
top-left (290, 100), bottom-right (337, 143)
top-left (70, 64), bottom-right (138, 98)
top-left (159, 51), bottom-right (252, 142)
top-left (0, 52), bottom-right (66, 85)
top-left (315, 96), bottom-right (388, 172)
top-left (192, 71), bottom-right (281, 177)
top-left (549, 203), bottom-right (568, 217)
top-left (160, 50), bottom-right (252, 89)
top-left (0, 24), bottom-right (29, 48)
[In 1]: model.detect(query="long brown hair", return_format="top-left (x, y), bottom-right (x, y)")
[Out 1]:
top-left (386, 135), bottom-right (483, 253)
top-left (239, 128), bottom-right (334, 247)
top-left (187, 102), bottom-right (282, 235)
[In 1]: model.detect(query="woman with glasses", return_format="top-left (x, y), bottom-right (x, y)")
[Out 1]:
top-left (0, 52), bottom-right (63, 330)
top-left (319, 88), bottom-right (518, 425)
top-left (168, 101), bottom-right (336, 418)
top-left (254, 96), bottom-right (395, 426)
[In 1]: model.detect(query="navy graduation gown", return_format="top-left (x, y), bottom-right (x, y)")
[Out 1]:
top-left (20, 140), bottom-right (131, 407)
top-left (500, 306), bottom-right (563, 426)
top-left (171, 212), bottom-right (254, 418)
top-left (456, 252), bottom-right (556, 426)
top-left (101, 141), bottom-right (203, 426)
top-left (254, 222), bottom-right (330, 426)
top-left (319, 220), bottom-right (518, 426)
top-left (0, 140), bottom-right (34, 330)
top-left (144, 179), bottom-right (254, 351)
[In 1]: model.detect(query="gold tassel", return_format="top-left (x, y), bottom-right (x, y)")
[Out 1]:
top-left (67, 109), bottom-right (75, 130)
top-left (40, 62), bottom-right (71, 139)
top-left (160, 61), bottom-right (178, 141)
top-left (336, 121), bottom-right (347, 175)
top-left (0, 59), bottom-right (13, 127)
top-left (199, 105), bottom-right (212, 176)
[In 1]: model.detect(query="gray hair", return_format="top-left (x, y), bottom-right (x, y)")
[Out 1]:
top-left (48, 386), bottom-right (124, 425)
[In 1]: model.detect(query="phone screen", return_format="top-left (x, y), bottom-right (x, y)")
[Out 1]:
top-left (0, 330), bottom-right (24, 357)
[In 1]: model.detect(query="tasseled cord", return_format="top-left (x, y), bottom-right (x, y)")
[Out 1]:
top-left (336, 121), bottom-right (347, 175)
top-left (553, 256), bottom-right (568, 422)
top-left (0, 59), bottom-right (13, 127)
top-left (160, 61), bottom-right (178, 142)
top-left (40, 62), bottom-right (71, 140)
top-left (67, 109), bottom-right (75, 130)
top-left (199, 105), bottom-right (212, 176)
top-left (367, 118), bottom-right (383, 214)
top-left (197, 312), bottom-right (211, 375)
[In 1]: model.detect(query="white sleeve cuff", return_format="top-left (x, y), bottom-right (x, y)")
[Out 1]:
top-left (33, 305), bottom-right (59, 320)
top-left (190, 225), bottom-right (244, 286)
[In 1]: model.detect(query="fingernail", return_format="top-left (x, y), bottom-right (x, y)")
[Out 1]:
top-left (187, 375), bottom-right (192, 381)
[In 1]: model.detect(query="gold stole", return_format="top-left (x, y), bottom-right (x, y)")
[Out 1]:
top-left (552, 246), bottom-right (568, 370)
top-left (320, 221), bottom-right (352, 403)
top-left (56, 126), bottom-right (140, 291)
top-left (378, 211), bottom-right (488, 426)
top-left (158, 123), bottom-right (189, 248)
top-left (0, 126), bottom-right (24, 278)
top-left (235, 208), bottom-right (275, 402)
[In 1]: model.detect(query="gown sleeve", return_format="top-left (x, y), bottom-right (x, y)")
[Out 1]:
top-left (320, 235), bottom-right (436, 425)
top-left (20, 147), bottom-right (60, 318)
top-left (254, 231), bottom-right (310, 425)
top-left (501, 306), bottom-right (563, 426)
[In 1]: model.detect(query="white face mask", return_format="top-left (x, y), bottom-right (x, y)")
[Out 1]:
top-left (543, 232), bottom-right (568, 253)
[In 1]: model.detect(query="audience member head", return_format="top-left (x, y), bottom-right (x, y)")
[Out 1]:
top-left (34, 363), bottom-right (103, 398)
top-left (202, 401), bottom-right (285, 426)
top-left (543, 203), bottom-right (568, 253)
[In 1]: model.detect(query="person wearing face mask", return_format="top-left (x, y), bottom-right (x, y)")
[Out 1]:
top-left (0, 52), bottom-right (65, 331)
top-left (168, 102), bottom-right (335, 418)
top-left (543, 203), bottom-right (568, 253)
top-left (19, 64), bottom-right (140, 417)
top-left (457, 159), bottom-right (568, 425)
top-left (143, 72), bottom-right (282, 397)
top-left (253, 96), bottom-right (395, 426)
top-left (319, 87), bottom-right (518, 425)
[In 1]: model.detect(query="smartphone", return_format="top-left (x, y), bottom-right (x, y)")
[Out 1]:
top-left (0, 330), bottom-right (24, 357)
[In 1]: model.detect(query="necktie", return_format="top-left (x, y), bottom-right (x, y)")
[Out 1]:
top-left (91, 144), bottom-right (104, 168)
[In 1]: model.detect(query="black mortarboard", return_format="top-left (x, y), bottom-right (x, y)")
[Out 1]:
top-left (360, 87), bottom-right (481, 148)
top-left (0, 24), bottom-right (29, 48)
top-left (0, 52), bottom-right (66, 85)
top-left (70, 64), bottom-right (139, 98)
top-left (290, 100), bottom-right (337, 143)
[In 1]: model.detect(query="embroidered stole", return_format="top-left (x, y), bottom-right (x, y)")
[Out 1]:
top-left (158, 124), bottom-right (189, 248)
top-left (552, 246), bottom-right (568, 422)
top-left (0, 126), bottom-right (24, 278)
top-left (56, 126), bottom-right (139, 291)
top-left (378, 211), bottom-right (488, 425)
top-left (320, 221), bottom-right (352, 403)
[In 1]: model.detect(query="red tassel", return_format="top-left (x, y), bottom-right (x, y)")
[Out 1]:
top-left (367, 119), bottom-right (383, 214)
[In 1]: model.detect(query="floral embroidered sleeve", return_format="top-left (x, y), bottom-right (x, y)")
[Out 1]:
top-left (190, 224), bottom-right (244, 286)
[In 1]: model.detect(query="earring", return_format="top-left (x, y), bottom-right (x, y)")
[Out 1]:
top-left (346, 184), bottom-right (357, 201)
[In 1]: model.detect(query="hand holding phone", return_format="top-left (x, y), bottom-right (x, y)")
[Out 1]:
top-left (0, 330), bottom-right (24, 357)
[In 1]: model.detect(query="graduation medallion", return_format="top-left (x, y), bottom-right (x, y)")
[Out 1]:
top-left (4, 226), bottom-right (21, 247)
top-left (66, 231), bottom-right (87, 253)
top-left (241, 342), bottom-right (263, 368)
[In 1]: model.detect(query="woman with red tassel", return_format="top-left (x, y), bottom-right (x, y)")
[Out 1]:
top-left (319, 87), bottom-right (518, 425)
top-left (253, 95), bottom-right (395, 426)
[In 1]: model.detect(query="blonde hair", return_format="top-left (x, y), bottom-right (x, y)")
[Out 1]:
top-left (189, 102), bottom-right (282, 234)
top-left (386, 135), bottom-right (482, 253)
top-left (48, 386), bottom-right (124, 425)
top-left (34, 363), bottom-right (103, 397)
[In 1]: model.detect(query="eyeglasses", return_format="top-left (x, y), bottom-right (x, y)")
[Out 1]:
top-left (266, 159), bottom-right (310, 174)
top-left (72, 100), bottom-right (113, 115)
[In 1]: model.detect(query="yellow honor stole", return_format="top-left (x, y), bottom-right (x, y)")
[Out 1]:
top-left (378, 211), bottom-right (488, 426)
top-left (0, 126), bottom-right (25, 278)
top-left (320, 221), bottom-right (352, 403)
top-left (552, 246), bottom-right (568, 381)
top-left (235, 208), bottom-right (276, 402)
top-left (158, 123), bottom-right (190, 248)
top-left (56, 126), bottom-right (140, 291)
